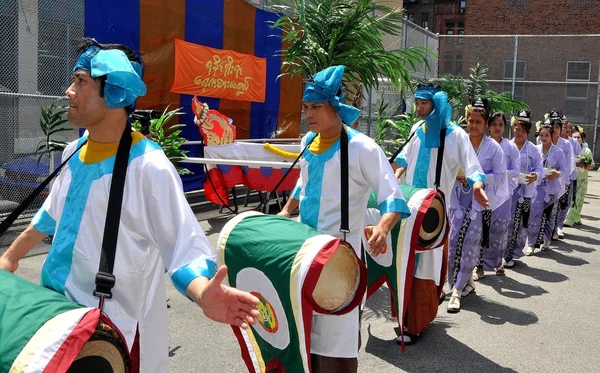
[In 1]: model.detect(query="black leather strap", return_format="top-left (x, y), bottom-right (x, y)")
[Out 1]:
top-left (0, 142), bottom-right (86, 237)
top-left (434, 128), bottom-right (447, 189)
top-left (340, 126), bottom-right (349, 237)
top-left (94, 124), bottom-right (133, 307)
top-left (388, 122), bottom-right (423, 165)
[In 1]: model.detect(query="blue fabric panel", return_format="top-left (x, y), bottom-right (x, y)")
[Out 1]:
top-left (84, 0), bottom-right (140, 57)
top-left (250, 9), bottom-right (281, 139)
top-left (179, 0), bottom-right (226, 191)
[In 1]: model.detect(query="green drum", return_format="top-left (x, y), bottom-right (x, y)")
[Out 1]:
top-left (0, 270), bottom-right (131, 373)
top-left (217, 211), bottom-right (367, 373)
top-left (364, 184), bottom-right (447, 328)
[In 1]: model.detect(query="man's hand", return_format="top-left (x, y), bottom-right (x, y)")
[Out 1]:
top-left (456, 175), bottom-right (468, 186)
top-left (277, 210), bottom-right (291, 218)
top-left (0, 224), bottom-right (46, 274)
top-left (0, 256), bottom-right (18, 273)
top-left (526, 172), bottom-right (538, 185)
top-left (365, 225), bottom-right (389, 257)
top-left (473, 182), bottom-right (489, 209)
top-left (191, 266), bottom-right (260, 329)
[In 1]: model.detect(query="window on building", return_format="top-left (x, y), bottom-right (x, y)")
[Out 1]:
top-left (444, 53), bottom-right (454, 75)
top-left (408, 13), bottom-right (416, 22)
top-left (421, 13), bottom-right (429, 29)
top-left (442, 53), bottom-right (463, 76)
top-left (445, 22), bottom-right (455, 45)
top-left (565, 61), bottom-right (591, 120)
top-left (460, 0), bottom-right (466, 13)
top-left (456, 53), bottom-right (463, 75)
top-left (502, 60), bottom-right (526, 101)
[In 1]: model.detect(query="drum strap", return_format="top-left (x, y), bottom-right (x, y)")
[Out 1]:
top-left (387, 122), bottom-right (423, 165)
top-left (94, 124), bottom-right (133, 310)
top-left (434, 128), bottom-right (447, 189)
top-left (340, 125), bottom-right (350, 239)
top-left (0, 142), bottom-right (86, 237)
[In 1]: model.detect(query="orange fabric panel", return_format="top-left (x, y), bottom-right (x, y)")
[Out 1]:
top-left (218, 0), bottom-right (256, 139)
top-left (138, 0), bottom-right (185, 109)
top-left (171, 39), bottom-right (266, 103)
top-left (277, 26), bottom-right (302, 138)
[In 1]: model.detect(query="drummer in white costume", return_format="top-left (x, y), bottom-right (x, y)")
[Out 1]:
top-left (391, 82), bottom-right (487, 344)
top-left (278, 65), bottom-right (408, 373)
top-left (0, 38), bottom-right (259, 372)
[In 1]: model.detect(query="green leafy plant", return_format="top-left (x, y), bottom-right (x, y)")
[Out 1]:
top-left (374, 100), bottom-right (418, 157)
top-left (579, 154), bottom-right (593, 167)
top-left (131, 107), bottom-right (193, 176)
top-left (35, 102), bottom-right (72, 163)
top-left (433, 61), bottom-right (530, 123)
top-left (271, 0), bottom-right (433, 101)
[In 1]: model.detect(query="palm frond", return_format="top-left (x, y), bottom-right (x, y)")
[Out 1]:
top-left (272, 0), bottom-right (431, 96)
top-left (434, 61), bottom-right (529, 121)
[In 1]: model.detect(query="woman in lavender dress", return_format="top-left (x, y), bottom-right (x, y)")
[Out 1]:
top-left (549, 111), bottom-right (574, 240)
top-left (447, 99), bottom-right (505, 313)
top-left (504, 111), bottom-right (543, 266)
top-left (526, 123), bottom-right (566, 254)
top-left (472, 112), bottom-right (520, 277)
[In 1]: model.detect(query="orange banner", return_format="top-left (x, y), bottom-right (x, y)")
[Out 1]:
top-left (171, 39), bottom-right (267, 103)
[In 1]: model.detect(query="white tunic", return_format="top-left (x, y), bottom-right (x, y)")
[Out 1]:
top-left (394, 121), bottom-right (484, 285)
top-left (292, 126), bottom-right (408, 358)
top-left (32, 136), bottom-right (216, 372)
top-left (395, 121), bottom-right (485, 200)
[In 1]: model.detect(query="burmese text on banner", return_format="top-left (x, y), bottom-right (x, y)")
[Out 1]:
top-left (171, 38), bottom-right (267, 103)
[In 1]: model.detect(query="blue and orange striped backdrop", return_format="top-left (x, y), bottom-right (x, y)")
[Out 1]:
top-left (84, 0), bottom-right (302, 191)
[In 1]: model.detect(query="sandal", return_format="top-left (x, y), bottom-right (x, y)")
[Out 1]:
top-left (461, 279), bottom-right (476, 297)
top-left (447, 295), bottom-right (461, 313)
top-left (472, 267), bottom-right (485, 281)
top-left (504, 259), bottom-right (515, 268)
top-left (495, 259), bottom-right (505, 276)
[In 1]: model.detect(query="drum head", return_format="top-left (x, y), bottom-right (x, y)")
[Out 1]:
top-left (312, 243), bottom-right (359, 312)
top-left (67, 323), bottom-right (129, 373)
top-left (418, 193), bottom-right (446, 248)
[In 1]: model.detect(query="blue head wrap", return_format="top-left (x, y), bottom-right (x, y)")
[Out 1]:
top-left (415, 85), bottom-right (451, 148)
top-left (73, 46), bottom-right (147, 109)
top-left (302, 66), bottom-right (361, 126)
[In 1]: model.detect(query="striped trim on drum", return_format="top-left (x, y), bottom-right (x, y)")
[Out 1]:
top-left (10, 307), bottom-right (97, 373)
top-left (290, 234), bottom-right (333, 373)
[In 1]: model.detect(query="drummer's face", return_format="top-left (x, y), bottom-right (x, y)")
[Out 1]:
top-left (415, 99), bottom-right (433, 119)
top-left (303, 101), bottom-right (339, 133)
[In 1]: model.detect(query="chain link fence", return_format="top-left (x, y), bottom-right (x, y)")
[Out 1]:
top-left (438, 34), bottom-right (600, 161)
top-left (0, 0), bottom-right (83, 225)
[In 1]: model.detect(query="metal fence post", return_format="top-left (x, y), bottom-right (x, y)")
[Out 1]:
top-left (424, 30), bottom-right (429, 80)
top-left (593, 60), bottom-right (600, 161)
top-left (403, 19), bottom-right (408, 49)
top-left (511, 35), bottom-right (519, 99)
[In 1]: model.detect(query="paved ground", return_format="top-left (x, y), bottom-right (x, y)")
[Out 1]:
top-left (3, 175), bottom-right (600, 372)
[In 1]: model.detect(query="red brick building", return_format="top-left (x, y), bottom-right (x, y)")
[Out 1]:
top-left (404, 0), bottom-right (466, 75)
top-left (461, 0), bottom-right (600, 126)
